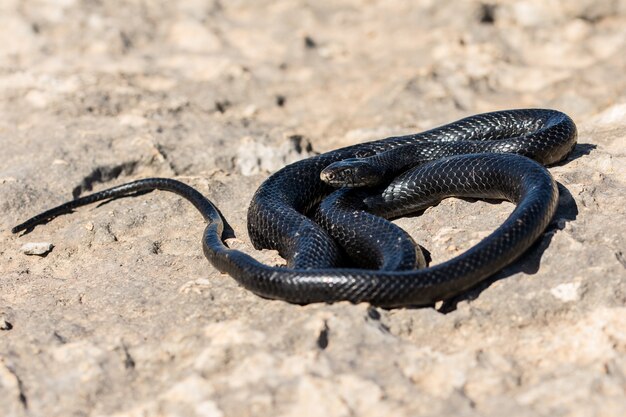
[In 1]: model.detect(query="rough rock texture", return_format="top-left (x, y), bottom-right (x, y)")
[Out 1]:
top-left (1, 1), bottom-right (625, 416)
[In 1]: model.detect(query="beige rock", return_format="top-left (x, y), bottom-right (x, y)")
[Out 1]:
top-left (20, 242), bottom-right (54, 256)
top-left (1, 1), bottom-right (626, 416)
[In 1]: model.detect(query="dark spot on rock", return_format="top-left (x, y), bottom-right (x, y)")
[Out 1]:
top-left (287, 135), bottom-right (313, 154)
top-left (1, 319), bottom-right (13, 331)
top-left (123, 345), bottom-right (136, 369)
top-left (316, 321), bottom-right (329, 349)
top-left (215, 100), bottom-right (231, 113)
top-left (19, 391), bottom-right (28, 409)
top-left (53, 331), bottom-right (67, 344)
top-left (304, 35), bottom-right (317, 49)
top-left (276, 95), bottom-right (286, 107)
top-left (5, 366), bottom-right (28, 409)
top-left (577, 14), bottom-right (603, 24)
top-left (120, 31), bottom-right (133, 51)
top-left (479, 3), bottom-right (497, 24)
top-left (151, 241), bottom-right (162, 255)
top-left (367, 306), bottom-right (381, 320)
top-left (616, 251), bottom-right (626, 269)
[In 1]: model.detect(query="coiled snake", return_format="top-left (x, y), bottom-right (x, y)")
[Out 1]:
top-left (13, 109), bottom-right (577, 307)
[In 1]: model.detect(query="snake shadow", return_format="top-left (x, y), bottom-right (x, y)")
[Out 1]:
top-left (555, 142), bottom-right (596, 166)
top-left (13, 189), bottom-right (156, 235)
top-left (15, 189), bottom-right (240, 240)
top-left (431, 143), bottom-right (594, 313)
top-left (437, 181), bottom-right (579, 314)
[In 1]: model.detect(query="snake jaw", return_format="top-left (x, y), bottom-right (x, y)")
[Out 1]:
top-left (320, 159), bottom-right (383, 188)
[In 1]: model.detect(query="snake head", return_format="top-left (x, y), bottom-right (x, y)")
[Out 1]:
top-left (320, 158), bottom-right (384, 187)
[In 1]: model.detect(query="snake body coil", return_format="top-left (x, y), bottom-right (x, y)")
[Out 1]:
top-left (13, 109), bottom-right (577, 307)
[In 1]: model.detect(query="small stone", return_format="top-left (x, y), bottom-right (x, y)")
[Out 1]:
top-left (25, 90), bottom-right (50, 108)
top-left (0, 318), bottom-right (13, 331)
top-left (242, 104), bottom-right (258, 117)
top-left (118, 114), bottom-right (147, 127)
top-left (550, 282), bottom-right (581, 302)
top-left (20, 242), bottom-right (54, 256)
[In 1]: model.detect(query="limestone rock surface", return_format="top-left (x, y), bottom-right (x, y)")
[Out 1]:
top-left (1, 1), bottom-right (625, 416)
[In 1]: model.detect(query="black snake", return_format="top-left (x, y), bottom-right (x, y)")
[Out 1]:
top-left (13, 109), bottom-right (577, 307)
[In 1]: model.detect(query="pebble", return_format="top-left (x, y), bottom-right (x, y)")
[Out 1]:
top-left (20, 242), bottom-right (54, 256)
top-left (0, 318), bottom-right (12, 331)
top-left (550, 282), bottom-right (581, 302)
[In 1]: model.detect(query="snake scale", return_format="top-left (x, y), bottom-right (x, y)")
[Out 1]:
top-left (13, 109), bottom-right (577, 307)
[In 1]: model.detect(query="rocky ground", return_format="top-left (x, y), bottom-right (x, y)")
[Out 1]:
top-left (1, 1), bottom-right (625, 416)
